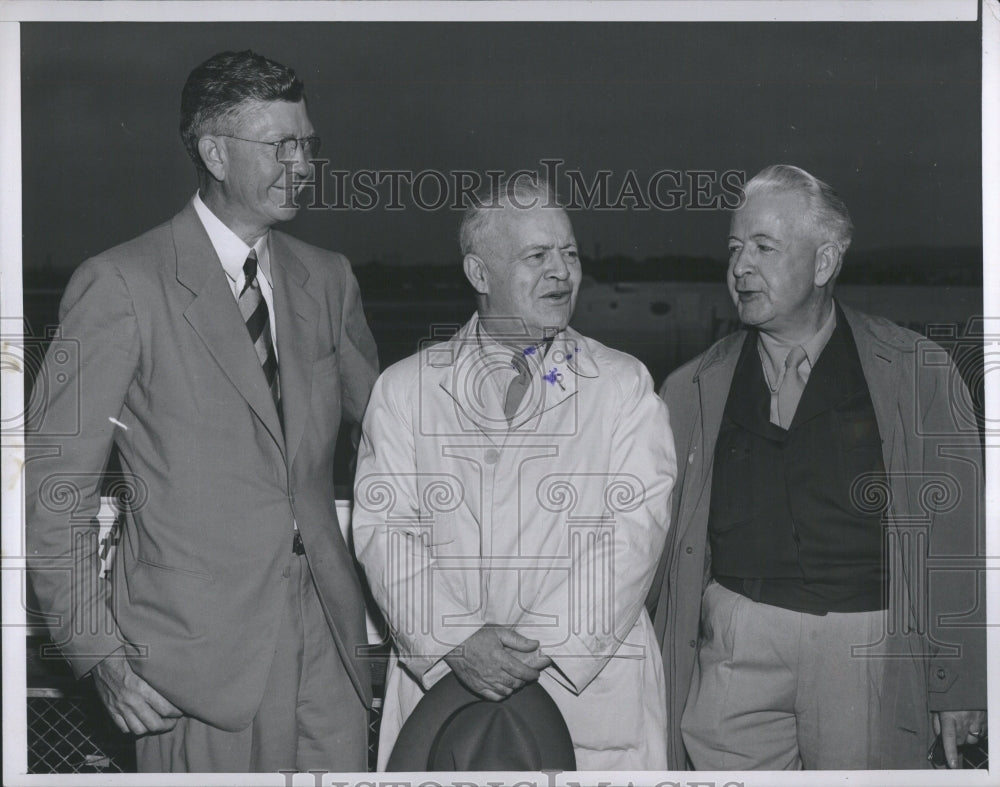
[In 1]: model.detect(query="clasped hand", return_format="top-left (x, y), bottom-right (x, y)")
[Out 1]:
top-left (444, 625), bottom-right (552, 701)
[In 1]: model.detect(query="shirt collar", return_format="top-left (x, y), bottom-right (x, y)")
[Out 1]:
top-left (474, 314), bottom-right (557, 363)
top-left (757, 300), bottom-right (837, 378)
top-left (192, 192), bottom-right (271, 286)
top-left (802, 301), bottom-right (837, 364)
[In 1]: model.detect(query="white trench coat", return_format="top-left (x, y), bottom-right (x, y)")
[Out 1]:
top-left (354, 315), bottom-right (676, 770)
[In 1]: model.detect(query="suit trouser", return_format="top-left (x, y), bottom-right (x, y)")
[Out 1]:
top-left (682, 580), bottom-right (887, 770)
top-left (135, 550), bottom-right (367, 773)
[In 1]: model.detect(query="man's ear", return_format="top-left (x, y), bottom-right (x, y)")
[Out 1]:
top-left (814, 242), bottom-right (841, 288)
top-left (463, 254), bottom-right (490, 295)
top-left (197, 136), bottom-right (227, 182)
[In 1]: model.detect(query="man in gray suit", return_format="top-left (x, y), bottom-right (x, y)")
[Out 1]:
top-left (26, 50), bottom-right (378, 772)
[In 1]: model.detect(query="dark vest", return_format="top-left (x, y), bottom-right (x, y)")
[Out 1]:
top-left (708, 307), bottom-right (888, 614)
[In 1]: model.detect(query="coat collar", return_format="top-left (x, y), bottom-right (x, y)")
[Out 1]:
top-left (437, 314), bottom-right (600, 438)
top-left (692, 328), bottom-right (746, 382)
top-left (686, 331), bottom-right (743, 515)
top-left (445, 314), bottom-right (600, 375)
top-left (838, 302), bottom-right (904, 464)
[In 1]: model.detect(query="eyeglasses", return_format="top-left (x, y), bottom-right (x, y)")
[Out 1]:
top-left (220, 134), bottom-right (322, 162)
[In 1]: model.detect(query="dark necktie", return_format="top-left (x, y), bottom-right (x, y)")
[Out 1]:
top-left (239, 249), bottom-right (281, 420)
top-left (504, 351), bottom-right (532, 424)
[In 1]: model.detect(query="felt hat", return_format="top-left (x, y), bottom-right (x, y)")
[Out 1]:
top-left (385, 673), bottom-right (576, 772)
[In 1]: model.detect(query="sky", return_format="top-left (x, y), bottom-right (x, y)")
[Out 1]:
top-left (20, 18), bottom-right (982, 270)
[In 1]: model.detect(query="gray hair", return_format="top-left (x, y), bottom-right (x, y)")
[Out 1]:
top-left (741, 164), bottom-right (854, 256)
top-left (459, 175), bottom-right (557, 257)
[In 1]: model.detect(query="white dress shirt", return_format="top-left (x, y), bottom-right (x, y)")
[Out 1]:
top-left (192, 192), bottom-right (278, 356)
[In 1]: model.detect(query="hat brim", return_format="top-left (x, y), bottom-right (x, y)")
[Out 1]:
top-left (386, 672), bottom-right (576, 772)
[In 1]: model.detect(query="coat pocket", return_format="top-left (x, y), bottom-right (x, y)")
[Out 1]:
top-left (134, 555), bottom-right (214, 583)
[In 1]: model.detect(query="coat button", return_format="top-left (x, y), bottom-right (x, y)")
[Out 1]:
top-left (689, 639), bottom-right (696, 648)
top-left (936, 668), bottom-right (947, 679)
top-left (686, 546), bottom-right (693, 554)
top-left (484, 448), bottom-right (500, 464)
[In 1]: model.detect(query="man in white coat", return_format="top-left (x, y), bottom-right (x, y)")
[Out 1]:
top-left (353, 177), bottom-right (676, 770)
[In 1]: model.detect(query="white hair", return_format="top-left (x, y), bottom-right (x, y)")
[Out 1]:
top-left (741, 164), bottom-right (854, 257)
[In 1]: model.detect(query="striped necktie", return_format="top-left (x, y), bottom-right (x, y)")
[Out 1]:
top-left (239, 249), bottom-right (281, 422)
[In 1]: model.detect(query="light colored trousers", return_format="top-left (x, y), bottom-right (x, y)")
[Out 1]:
top-left (136, 553), bottom-right (367, 773)
top-left (682, 580), bottom-right (887, 770)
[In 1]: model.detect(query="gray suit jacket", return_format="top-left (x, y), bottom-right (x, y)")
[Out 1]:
top-left (26, 203), bottom-right (379, 730)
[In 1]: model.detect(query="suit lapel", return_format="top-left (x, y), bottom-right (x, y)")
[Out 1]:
top-left (434, 319), bottom-right (499, 440)
top-left (842, 304), bottom-right (901, 468)
top-left (174, 206), bottom-right (285, 457)
top-left (681, 336), bottom-right (742, 543)
top-left (270, 232), bottom-right (319, 464)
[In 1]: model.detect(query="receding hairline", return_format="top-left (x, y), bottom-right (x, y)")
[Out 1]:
top-left (461, 203), bottom-right (573, 262)
top-left (459, 177), bottom-right (561, 258)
